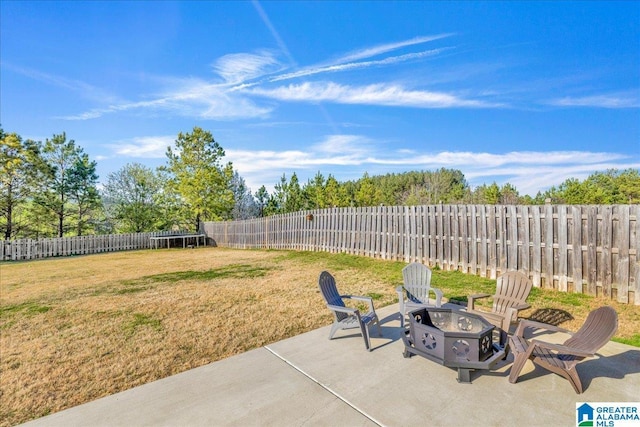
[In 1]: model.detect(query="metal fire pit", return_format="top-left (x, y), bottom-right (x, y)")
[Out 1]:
top-left (402, 307), bottom-right (506, 383)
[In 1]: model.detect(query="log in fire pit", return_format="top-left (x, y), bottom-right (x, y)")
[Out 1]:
top-left (402, 307), bottom-right (506, 383)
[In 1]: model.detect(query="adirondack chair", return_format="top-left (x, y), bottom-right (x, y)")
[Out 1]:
top-left (318, 271), bottom-right (381, 351)
top-left (467, 271), bottom-right (533, 345)
top-left (508, 306), bottom-right (618, 394)
top-left (396, 262), bottom-right (443, 327)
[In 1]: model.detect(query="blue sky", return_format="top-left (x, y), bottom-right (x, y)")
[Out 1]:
top-left (1, 1), bottom-right (639, 196)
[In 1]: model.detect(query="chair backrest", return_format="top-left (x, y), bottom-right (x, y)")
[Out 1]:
top-left (318, 271), bottom-right (348, 321)
top-left (402, 262), bottom-right (433, 303)
top-left (564, 306), bottom-right (618, 355)
top-left (493, 271), bottom-right (533, 319)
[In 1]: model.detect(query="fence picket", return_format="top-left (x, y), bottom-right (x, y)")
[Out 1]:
top-left (601, 206), bottom-right (613, 298)
top-left (199, 204), bottom-right (638, 305)
top-left (479, 206), bottom-right (488, 277)
top-left (616, 205), bottom-right (630, 303)
top-left (571, 206), bottom-right (583, 293)
top-left (557, 206), bottom-right (568, 292)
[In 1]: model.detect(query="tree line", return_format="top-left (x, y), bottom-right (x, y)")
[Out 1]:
top-left (2, 126), bottom-right (639, 240)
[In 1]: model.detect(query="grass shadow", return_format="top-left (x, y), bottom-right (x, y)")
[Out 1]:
top-left (118, 264), bottom-right (274, 291)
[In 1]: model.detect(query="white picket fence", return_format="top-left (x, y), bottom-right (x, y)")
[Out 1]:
top-left (0, 231), bottom-right (190, 261)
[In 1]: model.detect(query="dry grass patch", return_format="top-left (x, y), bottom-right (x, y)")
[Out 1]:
top-left (1, 247), bottom-right (638, 426)
top-left (0, 248), bottom-right (399, 426)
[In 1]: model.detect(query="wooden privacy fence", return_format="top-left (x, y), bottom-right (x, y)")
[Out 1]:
top-left (0, 231), bottom-right (186, 261)
top-left (202, 204), bottom-right (640, 305)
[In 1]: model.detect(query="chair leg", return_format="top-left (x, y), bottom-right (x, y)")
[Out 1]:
top-left (375, 316), bottom-right (382, 337)
top-left (457, 368), bottom-right (472, 383)
top-left (564, 368), bottom-right (584, 394)
top-left (499, 329), bottom-right (508, 348)
top-left (509, 352), bottom-right (529, 384)
top-left (360, 322), bottom-right (371, 351)
top-left (508, 334), bottom-right (530, 384)
top-left (329, 322), bottom-right (341, 340)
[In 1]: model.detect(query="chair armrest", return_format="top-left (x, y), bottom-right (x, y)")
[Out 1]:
top-left (470, 310), bottom-right (505, 331)
top-left (395, 286), bottom-right (405, 320)
top-left (514, 319), bottom-right (572, 337)
top-left (327, 304), bottom-right (358, 315)
top-left (503, 307), bottom-right (519, 330)
top-left (345, 295), bottom-right (372, 302)
top-left (503, 303), bottom-right (531, 326)
top-left (469, 293), bottom-right (491, 299)
top-left (432, 288), bottom-right (444, 307)
top-left (344, 295), bottom-right (375, 312)
top-left (467, 293), bottom-right (491, 311)
top-left (530, 340), bottom-right (595, 358)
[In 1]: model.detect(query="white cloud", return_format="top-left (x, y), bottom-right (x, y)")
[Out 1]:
top-left (60, 110), bottom-right (105, 120)
top-left (464, 161), bottom-right (640, 196)
top-left (335, 34), bottom-right (454, 63)
top-left (549, 92), bottom-right (640, 109)
top-left (41, 25), bottom-right (636, 126)
top-left (248, 82), bottom-right (497, 108)
top-left (223, 137), bottom-right (637, 196)
top-left (225, 149), bottom-right (320, 184)
top-left (311, 134), bottom-right (373, 155)
top-left (61, 33), bottom-right (461, 121)
top-left (212, 51), bottom-right (281, 84)
top-left (375, 150), bottom-right (626, 167)
top-left (108, 136), bottom-right (175, 158)
top-left (63, 78), bottom-right (273, 121)
top-left (266, 34), bottom-right (454, 83)
top-left (270, 48), bottom-right (451, 82)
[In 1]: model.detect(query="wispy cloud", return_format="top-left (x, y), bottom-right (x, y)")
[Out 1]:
top-left (311, 134), bottom-right (374, 156)
top-left (212, 51), bottom-right (282, 84)
top-left (4, 63), bottom-right (120, 104)
top-left (221, 135), bottom-right (637, 195)
top-left (335, 34), bottom-right (454, 63)
top-left (267, 34), bottom-right (454, 83)
top-left (375, 150), bottom-right (626, 167)
top-left (548, 91), bottom-right (640, 108)
top-left (270, 48), bottom-right (451, 82)
top-left (464, 161), bottom-right (640, 196)
top-left (22, 25), bottom-right (493, 123)
top-left (248, 82), bottom-right (498, 108)
top-left (107, 135), bottom-right (175, 158)
top-left (105, 130), bottom-right (637, 196)
top-left (62, 32), bottom-right (460, 121)
top-left (31, 23), bottom-right (635, 124)
top-left (225, 135), bottom-right (377, 174)
top-left (62, 78), bottom-right (272, 121)
top-left (252, 0), bottom-right (296, 66)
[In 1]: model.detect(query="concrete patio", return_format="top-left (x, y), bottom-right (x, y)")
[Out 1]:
top-left (21, 304), bottom-right (640, 426)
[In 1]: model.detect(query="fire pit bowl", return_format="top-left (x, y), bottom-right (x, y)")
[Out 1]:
top-left (402, 307), bottom-right (506, 383)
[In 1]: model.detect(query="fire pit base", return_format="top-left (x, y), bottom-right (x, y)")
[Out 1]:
top-left (402, 307), bottom-right (506, 383)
